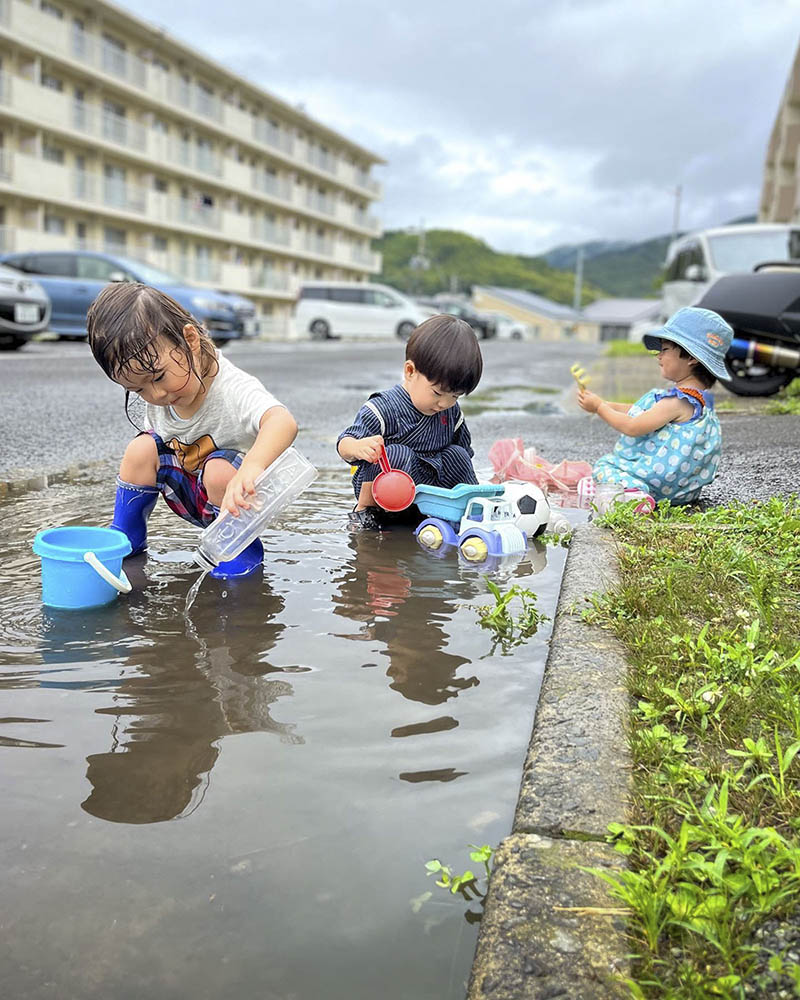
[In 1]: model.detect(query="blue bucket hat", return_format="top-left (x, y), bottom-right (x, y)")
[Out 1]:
top-left (642, 307), bottom-right (733, 381)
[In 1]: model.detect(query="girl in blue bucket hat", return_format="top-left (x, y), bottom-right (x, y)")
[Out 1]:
top-left (577, 306), bottom-right (733, 504)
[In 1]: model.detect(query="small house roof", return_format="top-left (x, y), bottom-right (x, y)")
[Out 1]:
top-left (474, 286), bottom-right (579, 321)
top-left (581, 298), bottom-right (661, 323)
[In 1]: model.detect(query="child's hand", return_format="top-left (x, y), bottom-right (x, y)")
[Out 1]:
top-left (577, 388), bottom-right (603, 414)
top-left (221, 467), bottom-right (256, 516)
top-left (350, 435), bottom-right (384, 463)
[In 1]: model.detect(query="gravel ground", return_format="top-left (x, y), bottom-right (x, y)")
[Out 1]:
top-left (2, 337), bottom-right (798, 502)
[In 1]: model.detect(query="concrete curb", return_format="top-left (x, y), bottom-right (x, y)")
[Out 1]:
top-left (468, 523), bottom-right (632, 999)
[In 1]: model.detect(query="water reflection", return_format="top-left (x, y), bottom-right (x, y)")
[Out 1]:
top-left (36, 558), bottom-right (293, 824)
top-left (332, 531), bottom-right (477, 708)
top-left (332, 530), bottom-right (550, 707)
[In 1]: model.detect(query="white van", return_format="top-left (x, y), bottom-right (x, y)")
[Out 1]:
top-left (294, 281), bottom-right (428, 340)
top-left (661, 223), bottom-right (800, 320)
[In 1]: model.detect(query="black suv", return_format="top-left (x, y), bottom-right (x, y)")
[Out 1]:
top-left (418, 297), bottom-right (497, 340)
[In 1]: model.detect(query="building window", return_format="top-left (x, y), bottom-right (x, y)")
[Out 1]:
top-left (103, 225), bottom-right (127, 251)
top-left (44, 213), bottom-right (66, 234)
top-left (40, 1), bottom-right (63, 18)
top-left (42, 142), bottom-right (65, 163)
top-left (153, 177), bottom-right (168, 192)
top-left (41, 73), bottom-right (63, 92)
top-left (152, 234), bottom-right (168, 252)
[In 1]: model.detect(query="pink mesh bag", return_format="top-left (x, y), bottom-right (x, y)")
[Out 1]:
top-left (489, 438), bottom-right (592, 491)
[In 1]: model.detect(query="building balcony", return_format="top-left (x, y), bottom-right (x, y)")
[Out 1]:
top-left (0, 0), bottom-right (383, 201)
top-left (0, 149), bottom-right (379, 271)
top-left (251, 220), bottom-right (292, 248)
top-left (0, 223), bottom-right (298, 304)
top-left (248, 266), bottom-right (293, 293)
top-left (350, 245), bottom-right (382, 271)
top-left (304, 189), bottom-right (338, 218)
top-left (251, 168), bottom-right (293, 203)
top-left (253, 118), bottom-right (295, 157)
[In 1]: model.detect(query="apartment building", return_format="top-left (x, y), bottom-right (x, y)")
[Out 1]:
top-left (0, 0), bottom-right (383, 334)
top-left (760, 41), bottom-right (800, 223)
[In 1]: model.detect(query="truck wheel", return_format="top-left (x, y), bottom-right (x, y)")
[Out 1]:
top-left (310, 319), bottom-right (331, 340)
top-left (0, 334), bottom-right (25, 351)
top-left (396, 321), bottom-right (416, 341)
top-left (418, 524), bottom-right (445, 550)
top-left (460, 535), bottom-right (489, 562)
top-left (724, 359), bottom-right (796, 397)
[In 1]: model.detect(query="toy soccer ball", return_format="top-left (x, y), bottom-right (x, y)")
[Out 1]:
top-left (500, 481), bottom-right (551, 539)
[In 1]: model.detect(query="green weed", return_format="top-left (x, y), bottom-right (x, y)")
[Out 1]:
top-left (475, 578), bottom-right (549, 651)
top-left (605, 340), bottom-right (653, 358)
top-left (587, 497), bottom-right (800, 997)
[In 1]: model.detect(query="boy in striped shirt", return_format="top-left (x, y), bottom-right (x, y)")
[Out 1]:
top-left (337, 314), bottom-right (483, 527)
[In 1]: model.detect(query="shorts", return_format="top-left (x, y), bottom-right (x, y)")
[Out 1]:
top-left (147, 431), bottom-right (243, 528)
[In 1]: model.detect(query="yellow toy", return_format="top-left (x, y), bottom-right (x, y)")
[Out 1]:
top-left (570, 364), bottom-right (589, 390)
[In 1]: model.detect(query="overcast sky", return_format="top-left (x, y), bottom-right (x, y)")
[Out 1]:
top-left (132, 0), bottom-right (799, 255)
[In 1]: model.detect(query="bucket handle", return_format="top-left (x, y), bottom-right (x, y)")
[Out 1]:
top-left (83, 551), bottom-right (132, 594)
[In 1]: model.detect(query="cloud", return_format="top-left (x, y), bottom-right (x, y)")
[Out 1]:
top-left (132, 0), bottom-right (799, 252)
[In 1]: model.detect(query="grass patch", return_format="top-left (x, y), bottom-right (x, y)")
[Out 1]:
top-left (586, 498), bottom-right (800, 998)
top-left (605, 340), bottom-right (653, 358)
top-left (765, 378), bottom-right (800, 415)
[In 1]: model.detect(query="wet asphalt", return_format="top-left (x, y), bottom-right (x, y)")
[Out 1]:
top-left (0, 336), bottom-right (797, 503)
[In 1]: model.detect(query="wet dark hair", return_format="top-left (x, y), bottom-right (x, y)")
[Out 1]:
top-left (664, 340), bottom-right (717, 388)
top-left (87, 283), bottom-right (218, 423)
top-left (405, 314), bottom-right (483, 394)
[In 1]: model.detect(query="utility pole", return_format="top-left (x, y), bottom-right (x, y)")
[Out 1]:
top-left (408, 218), bottom-right (430, 295)
top-left (572, 247), bottom-right (584, 311)
top-left (672, 184), bottom-right (682, 244)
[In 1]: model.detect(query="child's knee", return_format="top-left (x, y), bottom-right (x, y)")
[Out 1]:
top-left (202, 457), bottom-right (237, 501)
top-left (119, 433), bottom-right (158, 485)
top-left (385, 443), bottom-right (415, 469)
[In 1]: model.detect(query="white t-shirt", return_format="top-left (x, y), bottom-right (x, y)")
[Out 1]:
top-left (144, 352), bottom-right (282, 471)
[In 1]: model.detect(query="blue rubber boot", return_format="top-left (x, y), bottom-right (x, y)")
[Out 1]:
top-left (210, 538), bottom-right (264, 579)
top-left (110, 477), bottom-right (159, 556)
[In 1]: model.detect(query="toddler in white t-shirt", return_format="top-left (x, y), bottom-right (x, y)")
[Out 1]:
top-left (87, 282), bottom-right (297, 578)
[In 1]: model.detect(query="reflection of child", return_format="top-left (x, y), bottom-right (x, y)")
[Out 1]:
top-left (337, 315), bottom-right (483, 526)
top-left (87, 283), bottom-right (298, 576)
top-left (577, 307), bottom-right (733, 504)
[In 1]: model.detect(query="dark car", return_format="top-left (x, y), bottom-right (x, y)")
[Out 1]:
top-left (217, 290), bottom-right (260, 338)
top-left (416, 296), bottom-right (497, 339)
top-left (0, 263), bottom-right (51, 351)
top-left (0, 251), bottom-right (238, 345)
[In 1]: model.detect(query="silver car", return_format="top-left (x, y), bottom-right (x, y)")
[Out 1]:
top-left (0, 263), bottom-right (51, 351)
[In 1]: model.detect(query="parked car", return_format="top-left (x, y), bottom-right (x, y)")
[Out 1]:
top-left (0, 263), bottom-right (51, 351)
top-left (0, 251), bottom-right (239, 345)
top-left (218, 290), bottom-right (259, 338)
top-left (294, 281), bottom-right (427, 340)
top-left (483, 310), bottom-right (530, 341)
top-left (660, 223), bottom-right (800, 320)
top-left (417, 297), bottom-right (497, 339)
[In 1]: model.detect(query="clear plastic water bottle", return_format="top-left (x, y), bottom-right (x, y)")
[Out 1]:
top-left (195, 447), bottom-right (317, 570)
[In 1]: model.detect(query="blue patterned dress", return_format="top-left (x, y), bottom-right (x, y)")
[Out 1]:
top-left (338, 384), bottom-right (477, 500)
top-left (593, 386), bottom-right (721, 504)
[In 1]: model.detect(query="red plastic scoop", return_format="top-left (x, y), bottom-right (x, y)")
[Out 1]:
top-left (372, 445), bottom-right (416, 511)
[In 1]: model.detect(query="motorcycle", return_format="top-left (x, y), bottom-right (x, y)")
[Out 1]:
top-left (698, 262), bottom-right (800, 396)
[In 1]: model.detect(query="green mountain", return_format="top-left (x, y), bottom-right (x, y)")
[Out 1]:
top-left (376, 229), bottom-right (604, 307)
top-left (543, 215), bottom-right (759, 298)
top-left (577, 235), bottom-right (672, 297)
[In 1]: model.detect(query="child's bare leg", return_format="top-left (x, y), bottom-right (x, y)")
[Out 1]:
top-left (202, 457), bottom-right (238, 508)
top-left (356, 481), bottom-right (375, 511)
top-left (119, 433), bottom-right (159, 486)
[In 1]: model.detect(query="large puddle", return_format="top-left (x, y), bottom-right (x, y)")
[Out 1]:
top-left (0, 465), bottom-right (570, 1000)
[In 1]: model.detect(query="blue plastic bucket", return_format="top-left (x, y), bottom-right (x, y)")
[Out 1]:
top-left (32, 527), bottom-right (132, 610)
